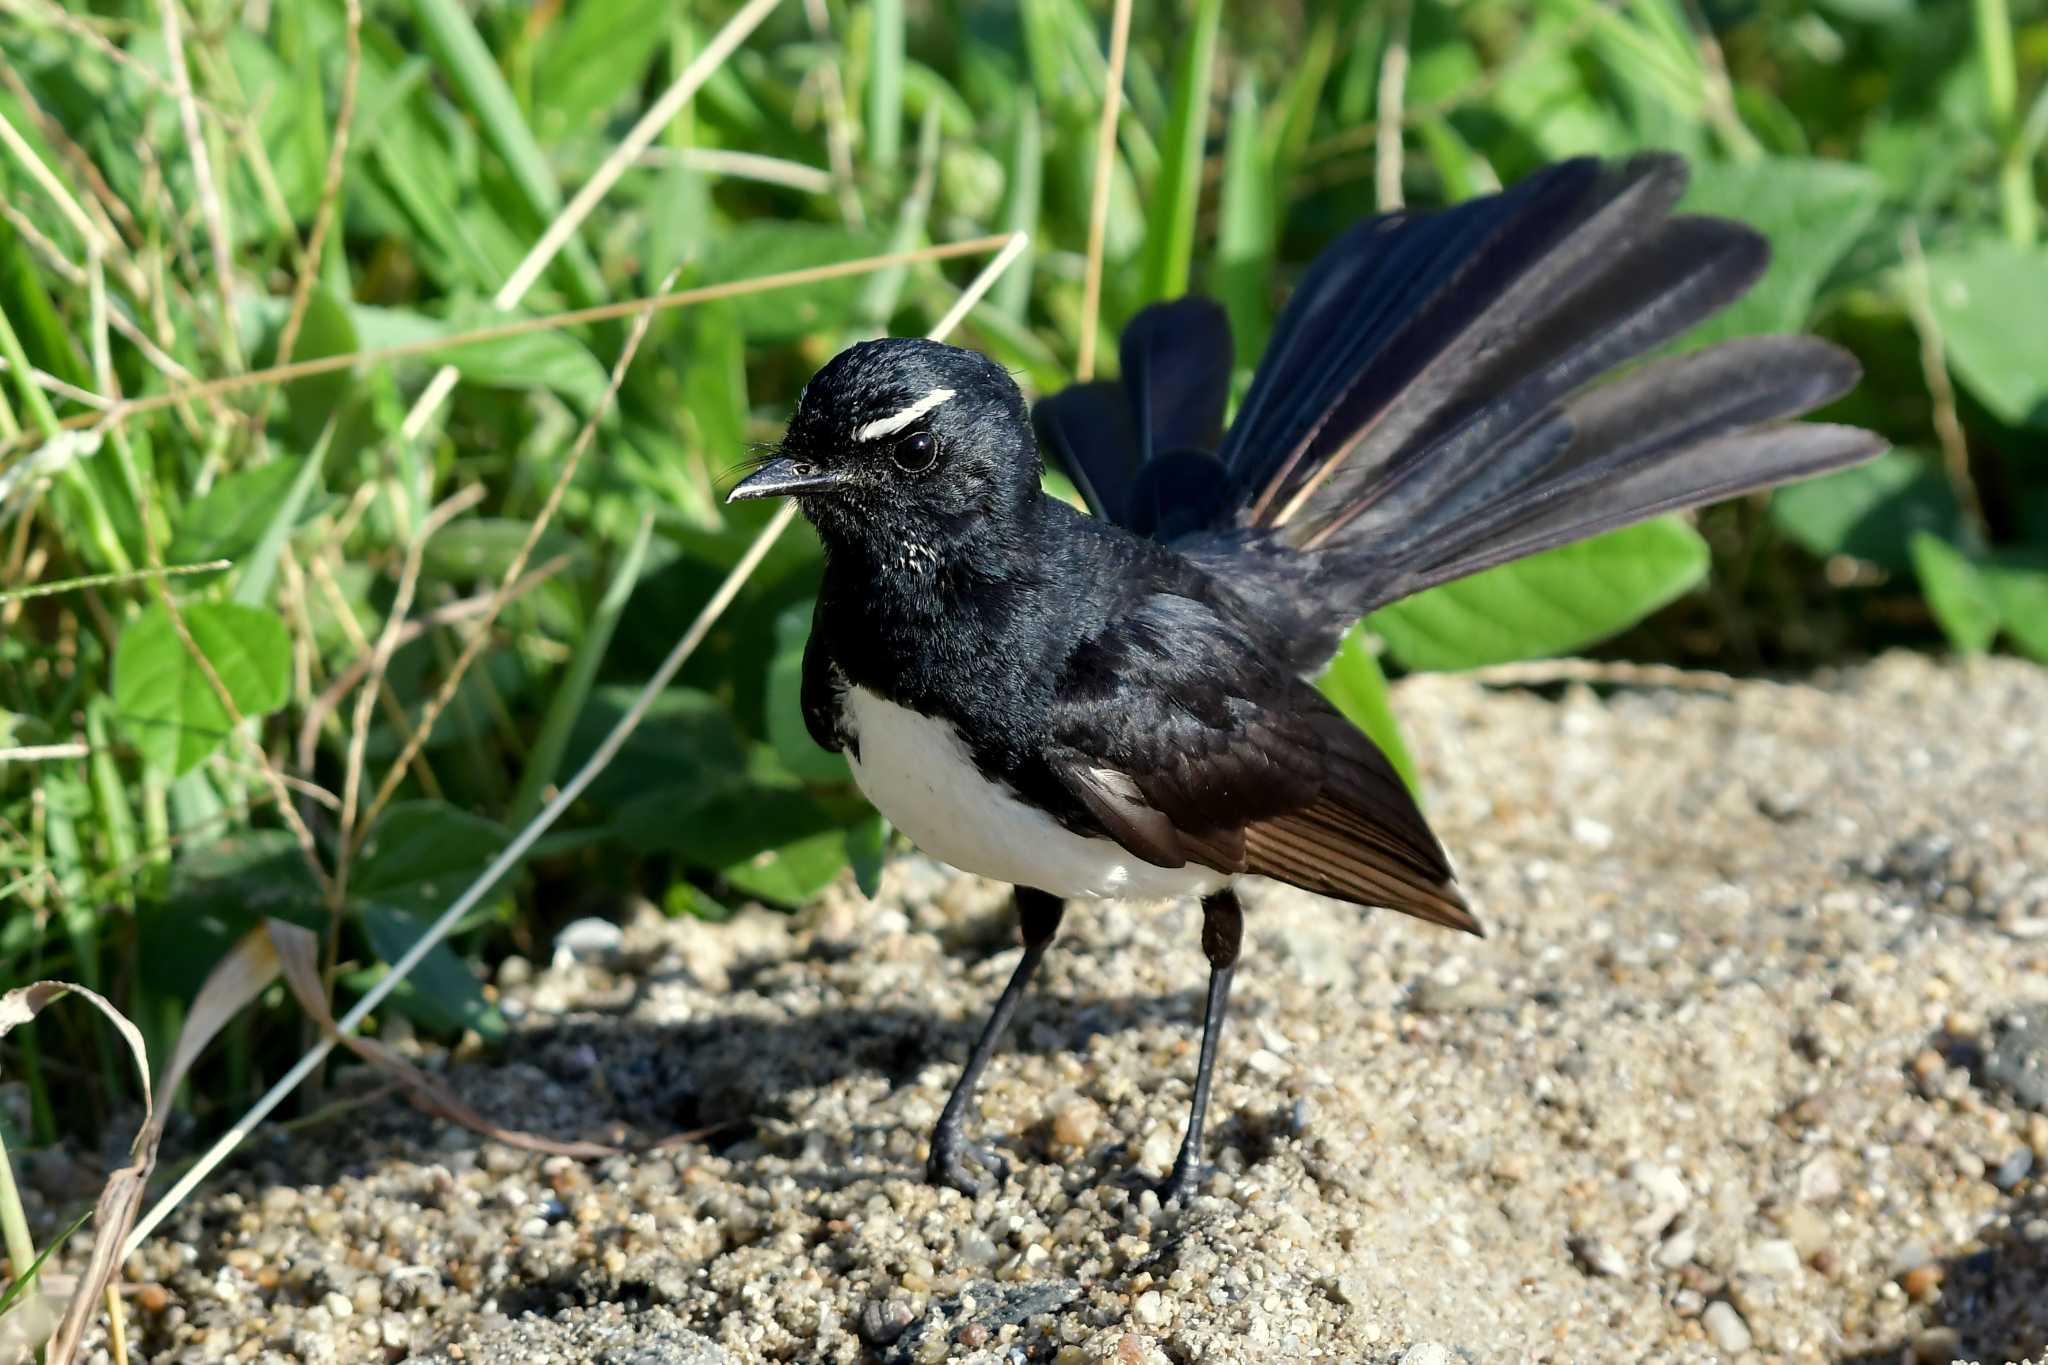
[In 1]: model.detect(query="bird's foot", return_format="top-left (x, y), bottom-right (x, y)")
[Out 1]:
top-left (1120, 1156), bottom-right (1209, 1207)
top-left (925, 1122), bottom-right (1010, 1196)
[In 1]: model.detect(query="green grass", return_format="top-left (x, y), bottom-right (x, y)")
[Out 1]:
top-left (0, 0), bottom-right (2045, 1256)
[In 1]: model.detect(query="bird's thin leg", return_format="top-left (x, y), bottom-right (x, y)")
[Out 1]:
top-left (926, 885), bottom-right (1065, 1195)
top-left (1158, 887), bottom-right (1243, 1205)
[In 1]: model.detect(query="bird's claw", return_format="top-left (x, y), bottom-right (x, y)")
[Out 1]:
top-left (925, 1131), bottom-right (1010, 1196)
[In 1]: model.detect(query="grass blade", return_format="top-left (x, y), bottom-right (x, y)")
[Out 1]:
top-left (1136, 0), bottom-right (1221, 305)
top-left (867, 0), bottom-right (905, 179)
top-left (406, 0), bottom-right (606, 307)
top-left (1215, 75), bottom-right (1273, 366)
top-left (859, 104), bottom-right (941, 328)
top-left (992, 92), bottom-right (1042, 320)
top-left (233, 423), bottom-right (333, 608)
top-left (508, 511), bottom-right (656, 826)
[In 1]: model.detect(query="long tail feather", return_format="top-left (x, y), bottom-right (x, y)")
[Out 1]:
top-left (1034, 380), bottom-right (1134, 523)
top-left (1121, 296), bottom-right (1232, 462)
top-left (1372, 423), bottom-right (1882, 607)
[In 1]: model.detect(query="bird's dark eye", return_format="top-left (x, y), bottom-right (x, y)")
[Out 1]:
top-left (892, 431), bottom-right (938, 473)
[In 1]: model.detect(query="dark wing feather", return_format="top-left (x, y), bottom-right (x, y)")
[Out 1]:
top-left (1039, 593), bottom-right (1477, 934)
top-left (799, 603), bottom-right (848, 756)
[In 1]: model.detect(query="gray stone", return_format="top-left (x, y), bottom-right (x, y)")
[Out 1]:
top-left (1979, 1005), bottom-right (2048, 1110)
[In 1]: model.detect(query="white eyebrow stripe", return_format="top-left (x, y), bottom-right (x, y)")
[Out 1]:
top-left (853, 387), bottom-right (955, 442)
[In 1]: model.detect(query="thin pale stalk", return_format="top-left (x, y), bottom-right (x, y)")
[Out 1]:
top-left (1076, 0), bottom-right (1134, 381)
top-left (1375, 0), bottom-right (1411, 211)
top-left (159, 0), bottom-right (243, 369)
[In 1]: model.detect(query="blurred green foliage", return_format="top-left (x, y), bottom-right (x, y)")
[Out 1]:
top-left (0, 0), bottom-right (2045, 1144)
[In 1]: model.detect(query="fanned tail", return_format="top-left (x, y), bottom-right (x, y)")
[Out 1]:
top-left (1035, 153), bottom-right (1885, 625)
top-left (1214, 153), bottom-right (1884, 614)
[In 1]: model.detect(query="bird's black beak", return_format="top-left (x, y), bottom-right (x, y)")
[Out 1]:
top-left (726, 456), bottom-right (849, 503)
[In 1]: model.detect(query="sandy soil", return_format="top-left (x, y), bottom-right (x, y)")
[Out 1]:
top-left (52, 653), bottom-right (2048, 1364)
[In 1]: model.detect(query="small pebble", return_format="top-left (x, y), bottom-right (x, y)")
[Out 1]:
top-left (551, 917), bottom-right (625, 968)
top-left (1401, 1345), bottom-right (1453, 1365)
top-left (1913, 1326), bottom-right (1963, 1364)
top-left (1702, 1301), bottom-right (1752, 1353)
top-left (1132, 1290), bottom-right (1168, 1327)
top-left (1989, 1147), bottom-right (2033, 1191)
top-left (1901, 1262), bottom-right (1944, 1301)
top-left (1653, 1224), bottom-right (1697, 1269)
top-left (1245, 1047), bottom-right (1289, 1077)
top-left (1050, 1096), bottom-right (1103, 1149)
top-left (1568, 1236), bottom-right (1627, 1278)
top-left (1737, 1238), bottom-right (1802, 1279)
top-left (858, 1297), bottom-right (916, 1347)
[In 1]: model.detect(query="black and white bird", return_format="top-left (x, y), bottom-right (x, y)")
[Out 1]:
top-left (727, 154), bottom-right (1883, 1202)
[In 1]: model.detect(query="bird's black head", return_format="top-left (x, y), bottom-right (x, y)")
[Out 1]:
top-left (727, 338), bottom-right (1038, 570)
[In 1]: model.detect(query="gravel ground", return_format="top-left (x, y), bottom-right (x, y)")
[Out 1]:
top-left (55, 652), bottom-right (2048, 1363)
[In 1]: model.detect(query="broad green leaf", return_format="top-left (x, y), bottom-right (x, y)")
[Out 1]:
top-left (146, 829), bottom-right (324, 995)
top-left (114, 602), bottom-right (292, 775)
top-left (358, 904), bottom-right (505, 1040)
top-left (434, 303), bottom-right (611, 410)
top-left (279, 286), bottom-right (360, 445)
top-left (531, 0), bottom-right (672, 140)
top-left (665, 881), bottom-right (734, 922)
top-left (353, 801), bottom-right (513, 917)
top-left (650, 785), bottom-right (848, 905)
top-left (1923, 242), bottom-right (2048, 429)
top-left (700, 224), bottom-right (890, 340)
top-left (1138, 0), bottom-right (1222, 304)
top-left (681, 300), bottom-right (747, 470)
top-left (1677, 159), bottom-right (1883, 347)
top-left (1369, 518), bottom-right (1711, 671)
top-left (847, 813), bottom-right (888, 899)
top-left (1768, 450), bottom-right (1961, 573)
top-left (1316, 624), bottom-right (1419, 796)
top-left (766, 602), bottom-right (850, 783)
top-left (1908, 533), bottom-right (2000, 654)
top-left (167, 458), bottom-right (313, 566)
top-left (564, 686), bottom-right (748, 811)
top-left (1979, 555), bottom-right (2048, 662)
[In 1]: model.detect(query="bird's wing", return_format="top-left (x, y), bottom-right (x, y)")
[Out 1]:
top-left (800, 603), bottom-right (847, 755)
top-left (1039, 593), bottom-right (1477, 933)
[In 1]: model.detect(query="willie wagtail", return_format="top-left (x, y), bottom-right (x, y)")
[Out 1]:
top-left (727, 154), bottom-right (1884, 1202)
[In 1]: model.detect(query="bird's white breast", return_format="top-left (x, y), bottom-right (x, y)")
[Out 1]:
top-left (841, 686), bottom-right (1222, 902)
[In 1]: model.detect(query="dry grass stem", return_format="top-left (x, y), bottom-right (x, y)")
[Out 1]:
top-left (1075, 0), bottom-right (1133, 381)
top-left (4, 236), bottom-right (1016, 459)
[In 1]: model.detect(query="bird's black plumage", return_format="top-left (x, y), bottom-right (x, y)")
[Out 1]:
top-left (728, 154), bottom-right (1885, 1200)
